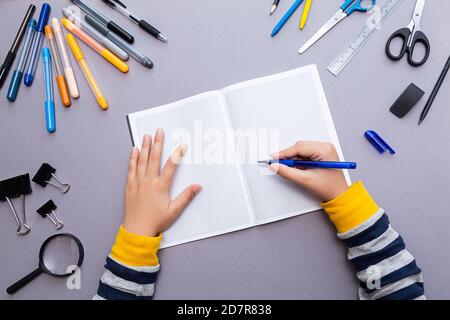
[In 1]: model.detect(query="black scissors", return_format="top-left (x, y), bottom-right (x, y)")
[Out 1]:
top-left (386, 0), bottom-right (430, 67)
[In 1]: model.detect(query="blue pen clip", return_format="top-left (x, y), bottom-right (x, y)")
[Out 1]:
top-left (364, 130), bottom-right (395, 154)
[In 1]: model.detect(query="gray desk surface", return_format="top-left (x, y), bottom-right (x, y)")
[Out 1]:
top-left (1, 0), bottom-right (449, 300)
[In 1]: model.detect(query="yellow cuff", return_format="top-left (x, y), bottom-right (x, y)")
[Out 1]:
top-left (111, 225), bottom-right (162, 267)
top-left (321, 181), bottom-right (379, 234)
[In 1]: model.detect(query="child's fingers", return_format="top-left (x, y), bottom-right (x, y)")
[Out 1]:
top-left (127, 147), bottom-right (139, 182)
top-left (170, 184), bottom-right (202, 217)
top-left (273, 141), bottom-right (337, 161)
top-left (147, 129), bottom-right (164, 177)
top-left (270, 164), bottom-right (311, 187)
top-left (161, 144), bottom-right (185, 187)
top-left (137, 134), bottom-right (152, 177)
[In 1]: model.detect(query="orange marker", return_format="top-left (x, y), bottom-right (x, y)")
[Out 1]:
top-left (45, 25), bottom-right (71, 107)
top-left (61, 18), bottom-right (128, 73)
top-left (66, 34), bottom-right (108, 110)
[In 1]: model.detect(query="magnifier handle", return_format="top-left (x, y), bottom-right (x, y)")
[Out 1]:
top-left (7, 267), bottom-right (43, 294)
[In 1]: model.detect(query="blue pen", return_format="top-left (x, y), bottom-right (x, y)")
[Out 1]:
top-left (7, 19), bottom-right (36, 102)
top-left (258, 159), bottom-right (357, 170)
top-left (42, 47), bottom-right (56, 133)
top-left (271, 0), bottom-right (304, 37)
top-left (24, 3), bottom-right (51, 86)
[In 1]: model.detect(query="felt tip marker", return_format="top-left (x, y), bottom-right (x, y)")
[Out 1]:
top-left (66, 34), bottom-right (108, 110)
top-left (0, 4), bottom-right (36, 90)
top-left (258, 159), bottom-right (357, 170)
top-left (61, 18), bottom-right (128, 73)
top-left (62, 8), bottom-right (129, 61)
top-left (42, 48), bottom-right (56, 133)
top-left (71, 0), bottom-right (134, 44)
top-left (7, 19), bottom-right (36, 102)
top-left (24, 3), bottom-right (51, 87)
top-left (45, 25), bottom-right (71, 107)
top-left (52, 18), bottom-right (80, 99)
top-left (85, 14), bottom-right (153, 68)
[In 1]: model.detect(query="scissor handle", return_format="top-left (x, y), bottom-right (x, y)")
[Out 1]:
top-left (385, 27), bottom-right (411, 61)
top-left (342, 0), bottom-right (376, 15)
top-left (407, 30), bottom-right (431, 67)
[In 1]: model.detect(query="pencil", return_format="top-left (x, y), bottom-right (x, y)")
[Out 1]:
top-left (66, 34), bottom-right (108, 110)
top-left (62, 18), bottom-right (128, 73)
top-left (418, 55), bottom-right (450, 125)
top-left (300, 0), bottom-right (312, 30)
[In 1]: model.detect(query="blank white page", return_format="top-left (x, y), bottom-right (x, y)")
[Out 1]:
top-left (223, 66), bottom-right (350, 224)
top-left (127, 92), bottom-right (254, 248)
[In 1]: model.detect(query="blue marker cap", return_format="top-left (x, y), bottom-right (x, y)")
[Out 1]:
top-left (28, 18), bottom-right (37, 29)
top-left (36, 3), bottom-right (51, 33)
top-left (42, 47), bottom-right (51, 62)
top-left (364, 130), bottom-right (396, 154)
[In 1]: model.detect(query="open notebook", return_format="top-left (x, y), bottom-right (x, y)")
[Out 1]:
top-left (127, 65), bottom-right (350, 248)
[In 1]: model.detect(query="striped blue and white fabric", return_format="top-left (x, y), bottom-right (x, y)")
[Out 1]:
top-left (339, 209), bottom-right (425, 300)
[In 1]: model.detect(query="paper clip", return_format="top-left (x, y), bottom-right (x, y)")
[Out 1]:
top-left (37, 200), bottom-right (64, 230)
top-left (364, 130), bottom-right (396, 154)
top-left (0, 174), bottom-right (32, 235)
top-left (33, 163), bottom-right (71, 194)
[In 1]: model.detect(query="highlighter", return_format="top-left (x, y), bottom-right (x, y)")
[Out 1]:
top-left (42, 47), bottom-right (56, 133)
top-left (66, 34), bottom-right (108, 110)
top-left (7, 19), bottom-right (36, 102)
top-left (24, 3), bottom-right (51, 86)
top-left (61, 18), bottom-right (128, 73)
top-left (52, 18), bottom-right (80, 99)
top-left (45, 25), bottom-right (71, 107)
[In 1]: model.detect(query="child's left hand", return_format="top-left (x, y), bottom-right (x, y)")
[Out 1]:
top-left (122, 129), bottom-right (202, 237)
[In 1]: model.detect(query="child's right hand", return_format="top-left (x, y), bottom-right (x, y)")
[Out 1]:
top-left (271, 141), bottom-right (349, 202)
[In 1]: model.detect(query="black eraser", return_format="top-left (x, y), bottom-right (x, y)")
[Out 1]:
top-left (390, 83), bottom-right (425, 118)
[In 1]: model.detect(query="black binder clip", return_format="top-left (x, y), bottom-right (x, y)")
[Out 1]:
top-left (33, 163), bottom-right (71, 194)
top-left (0, 174), bottom-right (32, 235)
top-left (37, 200), bottom-right (64, 230)
top-left (364, 130), bottom-right (396, 155)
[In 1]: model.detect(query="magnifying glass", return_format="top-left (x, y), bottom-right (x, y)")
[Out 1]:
top-left (7, 233), bottom-right (84, 294)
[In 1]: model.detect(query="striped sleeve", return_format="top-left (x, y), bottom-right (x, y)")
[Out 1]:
top-left (94, 226), bottom-right (162, 300)
top-left (322, 182), bottom-right (425, 300)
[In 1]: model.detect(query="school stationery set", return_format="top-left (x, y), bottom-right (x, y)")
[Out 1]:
top-left (271, 0), bottom-right (447, 124)
top-left (0, 0), bottom-right (164, 132)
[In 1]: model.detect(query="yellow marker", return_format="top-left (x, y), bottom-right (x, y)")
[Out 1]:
top-left (62, 18), bottom-right (128, 73)
top-left (300, 0), bottom-right (313, 30)
top-left (66, 34), bottom-right (108, 110)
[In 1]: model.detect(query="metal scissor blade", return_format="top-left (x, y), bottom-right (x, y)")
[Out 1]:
top-left (412, 0), bottom-right (425, 27)
top-left (298, 10), bottom-right (348, 54)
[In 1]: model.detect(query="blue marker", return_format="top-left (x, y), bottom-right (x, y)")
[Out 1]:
top-left (258, 159), bottom-right (357, 170)
top-left (24, 3), bottom-right (51, 86)
top-left (7, 19), bottom-right (36, 102)
top-left (271, 0), bottom-right (304, 37)
top-left (42, 47), bottom-right (55, 133)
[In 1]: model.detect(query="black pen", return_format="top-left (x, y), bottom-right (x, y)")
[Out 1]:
top-left (0, 4), bottom-right (36, 90)
top-left (270, 0), bottom-right (281, 15)
top-left (419, 55), bottom-right (450, 125)
top-left (102, 0), bottom-right (168, 42)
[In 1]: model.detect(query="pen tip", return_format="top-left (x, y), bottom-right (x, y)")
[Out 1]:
top-left (158, 34), bottom-right (168, 42)
top-left (270, 5), bottom-right (277, 15)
